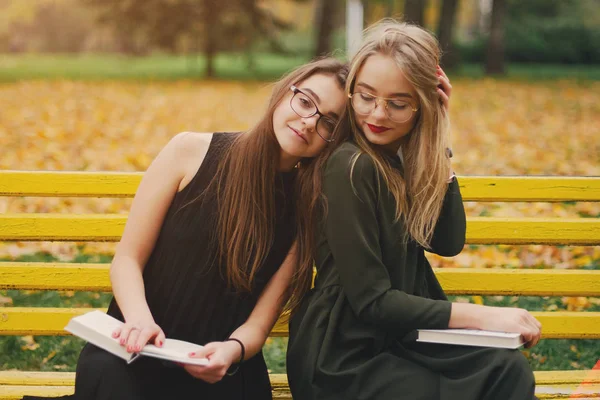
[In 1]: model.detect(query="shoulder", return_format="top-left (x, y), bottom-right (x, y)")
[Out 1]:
top-left (325, 141), bottom-right (377, 182)
top-left (169, 131), bottom-right (213, 152)
top-left (166, 132), bottom-right (214, 191)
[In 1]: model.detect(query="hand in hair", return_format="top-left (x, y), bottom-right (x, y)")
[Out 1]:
top-left (437, 65), bottom-right (452, 112)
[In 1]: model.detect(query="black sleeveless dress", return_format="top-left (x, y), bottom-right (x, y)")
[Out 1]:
top-left (55, 132), bottom-right (296, 400)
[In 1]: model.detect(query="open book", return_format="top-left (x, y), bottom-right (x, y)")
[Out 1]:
top-left (416, 329), bottom-right (525, 349)
top-left (65, 310), bottom-right (209, 366)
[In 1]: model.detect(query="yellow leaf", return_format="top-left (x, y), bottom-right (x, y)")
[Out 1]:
top-left (20, 336), bottom-right (40, 351)
top-left (42, 350), bottom-right (57, 364)
top-left (0, 295), bottom-right (13, 306)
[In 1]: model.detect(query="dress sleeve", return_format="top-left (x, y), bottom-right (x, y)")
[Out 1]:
top-left (428, 178), bottom-right (467, 256)
top-left (323, 149), bottom-right (451, 335)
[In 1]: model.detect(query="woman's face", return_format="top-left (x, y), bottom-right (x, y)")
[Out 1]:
top-left (352, 53), bottom-right (419, 154)
top-left (272, 73), bottom-right (346, 170)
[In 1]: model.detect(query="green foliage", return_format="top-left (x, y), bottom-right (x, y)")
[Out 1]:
top-left (458, 0), bottom-right (600, 65)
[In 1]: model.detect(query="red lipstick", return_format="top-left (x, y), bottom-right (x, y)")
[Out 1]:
top-left (366, 123), bottom-right (390, 134)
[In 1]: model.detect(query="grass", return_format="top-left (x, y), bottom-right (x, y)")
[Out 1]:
top-left (1, 53), bottom-right (599, 82)
top-left (1, 252), bottom-right (599, 373)
top-left (0, 53), bottom-right (309, 82)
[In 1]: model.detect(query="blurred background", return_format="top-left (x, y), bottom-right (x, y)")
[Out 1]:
top-left (0, 0), bottom-right (599, 375)
top-left (0, 0), bottom-right (599, 79)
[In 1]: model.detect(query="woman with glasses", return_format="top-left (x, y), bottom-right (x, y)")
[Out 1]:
top-left (27, 58), bottom-right (348, 400)
top-left (287, 21), bottom-right (541, 400)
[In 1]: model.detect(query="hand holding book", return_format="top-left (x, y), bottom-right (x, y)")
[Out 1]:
top-left (65, 311), bottom-right (209, 366)
top-left (112, 318), bottom-right (166, 354)
top-left (475, 306), bottom-right (542, 348)
top-left (183, 340), bottom-right (244, 383)
top-left (449, 303), bottom-right (542, 348)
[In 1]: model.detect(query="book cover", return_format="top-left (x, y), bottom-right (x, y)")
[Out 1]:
top-left (64, 310), bottom-right (209, 366)
top-left (416, 328), bottom-right (525, 349)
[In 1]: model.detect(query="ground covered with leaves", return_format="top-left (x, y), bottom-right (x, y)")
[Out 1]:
top-left (0, 79), bottom-right (599, 372)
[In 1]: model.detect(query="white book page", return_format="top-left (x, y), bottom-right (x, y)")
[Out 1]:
top-left (67, 311), bottom-right (209, 365)
top-left (141, 339), bottom-right (209, 366)
top-left (74, 310), bottom-right (123, 340)
top-left (419, 329), bottom-right (521, 338)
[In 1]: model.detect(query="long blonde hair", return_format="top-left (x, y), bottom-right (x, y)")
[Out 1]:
top-left (208, 58), bottom-right (348, 314)
top-left (346, 20), bottom-right (451, 249)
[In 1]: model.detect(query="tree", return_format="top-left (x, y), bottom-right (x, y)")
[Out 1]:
top-left (86, 0), bottom-right (300, 77)
top-left (403, 0), bottom-right (426, 26)
top-left (437, 0), bottom-right (459, 68)
top-left (485, 0), bottom-right (507, 75)
top-left (313, 0), bottom-right (339, 57)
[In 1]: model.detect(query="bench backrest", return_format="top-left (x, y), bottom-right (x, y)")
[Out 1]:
top-left (1, 171), bottom-right (599, 338)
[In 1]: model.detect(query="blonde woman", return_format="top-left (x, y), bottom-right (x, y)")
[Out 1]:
top-left (287, 21), bottom-right (541, 400)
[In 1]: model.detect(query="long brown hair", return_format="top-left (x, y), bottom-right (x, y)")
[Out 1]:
top-left (346, 20), bottom-right (452, 249)
top-left (209, 58), bottom-right (348, 314)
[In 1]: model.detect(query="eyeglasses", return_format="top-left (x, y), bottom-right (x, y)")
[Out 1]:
top-left (348, 92), bottom-right (418, 123)
top-left (290, 86), bottom-right (338, 143)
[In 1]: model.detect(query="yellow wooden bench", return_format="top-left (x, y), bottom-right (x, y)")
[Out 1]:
top-left (1, 171), bottom-right (599, 399)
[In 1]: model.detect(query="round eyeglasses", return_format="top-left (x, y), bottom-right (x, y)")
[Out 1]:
top-left (349, 92), bottom-right (418, 123)
top-left (290, 86), bottom-right (338, 143)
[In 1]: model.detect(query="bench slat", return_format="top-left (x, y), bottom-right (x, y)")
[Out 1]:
top-left (2, 215), bottom-right (599, 245)
top-left (0, 171), bottom-right (141, 198)
top-left (2, 172), bottom-right (599, 202)
top-left (0, 386), bottom-right (74, 400)
top-left (2, 263), bottom-right (599, 296)
top-left (1, 372), bottom-right (599, 400)
top-left (1, 386), bottom-right (597, 400)
top-left (1, 370), bottom-right (598, 386)
top-left (0, 263), bottom-right (112, 291)
top-left (0, 308), bottom-right (598, 339)
top-left (459, 176), bottom-right (600, 202)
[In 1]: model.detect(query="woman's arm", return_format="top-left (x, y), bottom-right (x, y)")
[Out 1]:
top-left (322, 148), bottom-right (452, 336)
top-left (428, 178), bottom-right (466, 256)
top-left (185, 242), bottom-right (298, 382)
top-left (110, 132), bottom-right (213, 352)
top-left (324, 150), bottom-right (542, 347)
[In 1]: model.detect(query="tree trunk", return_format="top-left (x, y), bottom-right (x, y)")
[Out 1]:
top-left (485, 0), bottom-right (507, 75)
top-left (314, 0), bottom-right (337, 57)
top-left (204, 0), bottom-right (218, 78)
top-left (404, 0), bottom-right (426, 26)
top-left (437, 0), bottom-right (459, 69)
top-left (385, 0), bottom-right (395, 17)
top-left (243, 0), bottom-right (256, 71)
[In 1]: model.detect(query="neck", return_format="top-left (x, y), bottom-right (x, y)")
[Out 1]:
top-left (381, 141), bottom-right (402, 157)
top-left (279, 150), bottom-right (301, 172)
top-left (381, 134), bottom-right (409, 157)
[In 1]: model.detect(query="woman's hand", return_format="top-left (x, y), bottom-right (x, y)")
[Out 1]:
top-left (437, 65), bottom-right (452, 112)
top-left (478, 306), bottom-right (542, 348)
top-left (112, 318), bottom-right (166, 353)
top-left (183, 341), bottom-right (242, 383)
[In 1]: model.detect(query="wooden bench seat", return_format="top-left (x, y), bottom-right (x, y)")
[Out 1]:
top-left (0, 371), bottom-right (599, 400)
top-left (1, 171), bottom-right (599, 399)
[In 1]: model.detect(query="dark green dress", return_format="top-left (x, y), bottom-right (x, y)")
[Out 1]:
top-left (287, 142), bottom-right (536, 400)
